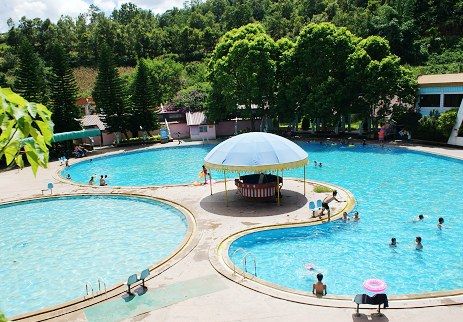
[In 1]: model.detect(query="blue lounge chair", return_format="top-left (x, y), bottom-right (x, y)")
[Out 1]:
top-left (309, 201), bottom-right (316, 216)
top-left (139, 268), bottom-right (150, 288)
top-left (316, 199), bottom-right (322, 208)
top-left (125, 274), bottom-right (138, 294)
top-left (41, 183), bottom-right (54, 195)
top-left (160, 128), bottom-right (169, 144)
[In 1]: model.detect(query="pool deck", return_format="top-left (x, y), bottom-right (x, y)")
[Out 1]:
top-left (1, 140), bottom-right (463, 322)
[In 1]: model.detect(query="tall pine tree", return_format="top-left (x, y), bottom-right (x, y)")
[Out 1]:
top-left (49, 44), bottom-right (81, 133)
top-left (92, 44), bottom-right (129, 138)
top-left (130, 59), bottom-right (158, 137)
top-left (14, 37), bottom-right (48, 103)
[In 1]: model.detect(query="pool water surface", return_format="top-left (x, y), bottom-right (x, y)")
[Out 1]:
top-left (0, 195), bottom-right (188, 317)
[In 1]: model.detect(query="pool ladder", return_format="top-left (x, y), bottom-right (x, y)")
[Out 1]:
top-left (84, 278), bottom-right (107, 299)
top-left (231, 248), bottom-right (257, 278)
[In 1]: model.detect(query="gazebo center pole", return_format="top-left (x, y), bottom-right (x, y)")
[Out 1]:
top-left (276, 170), bottom-right (280, 206)
top-left (224, 170), bottom-right (228, 207)
top-left (209, 172), bottom-right (213, 195)
top-left (304, 165), bottom-right (306, 196)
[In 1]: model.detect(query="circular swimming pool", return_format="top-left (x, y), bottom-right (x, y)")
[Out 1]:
top-left (0, 195), bottom-right (189, 317)
top-left (227, 143), bottom-right (463, 296)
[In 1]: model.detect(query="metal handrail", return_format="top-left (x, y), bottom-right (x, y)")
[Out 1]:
top-left (97, 277), bottom-right (107, 294)
top-left (231, 248), bottom-right (248, 275)
top-left (85, 281), bottom-right (94, 299)
top-left (243, 253), bottom-right (257, 277)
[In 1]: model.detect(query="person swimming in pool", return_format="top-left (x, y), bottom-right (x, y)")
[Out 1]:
top-left (437, 217), bottom-right (444, 229)
top-left (390, 237), bottom-right (397, 247)
top-left (312, 273), bottom-right (327, 296)
top-left (342, 212), bottom-right (350, 222)
top-left (415, 236), bottom-right (423, 250)
top-left (353, 212), bottom-right (360, 221)
top-left (413, 214), bottom-right (424, 222)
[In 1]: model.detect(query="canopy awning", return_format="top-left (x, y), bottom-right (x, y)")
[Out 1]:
top-left (204, 132), bottom-right (308, 172)
top-left (22, 128), bottom-right (101, 144)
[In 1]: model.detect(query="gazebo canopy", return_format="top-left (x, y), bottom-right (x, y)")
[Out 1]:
top-left (204, 132), bottom-right (308, 172)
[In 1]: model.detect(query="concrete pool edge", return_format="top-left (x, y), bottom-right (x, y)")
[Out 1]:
top-left (7, 193), bottom-right (199, 322)
top-left (209, 180), bottom-right (463, 309)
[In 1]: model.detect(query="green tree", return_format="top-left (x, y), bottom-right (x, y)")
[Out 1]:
top-left (437, 108), bottom-right (458, 139)
top-left (209, 23), bottom-right (277, 130)
top-left (130, 59), bottom-right (158, 136)
top-left (0, 88), bottom-right (53, 174)
top-left (14, 37), bottom-right (48, 103)
top-left (48, 43), bottom-right (81, 133)
top-left (92, 44), bottom-right (129, 138)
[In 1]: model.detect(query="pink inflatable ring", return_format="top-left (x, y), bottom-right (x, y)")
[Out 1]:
top-left (363, 279), bottom-right (387, 293)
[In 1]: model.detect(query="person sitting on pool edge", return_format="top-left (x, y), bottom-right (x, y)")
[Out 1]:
top-left (88, 176), bottom-right (94, 185)
top-left (320, 190), bottom-right (344, 222)
top-left (415, 236), bottom-right (423, 250)
top-left (390, 237), bottom-right (397, 247)
top-left (437, 217), bottom-right (444, 229)
top-left (312, 273), bottom-right (327, 296)
top-left (99, 175), bottom-right (107, 186)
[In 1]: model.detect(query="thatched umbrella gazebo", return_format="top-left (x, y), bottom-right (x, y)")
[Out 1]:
top-left (204, 132), bottom-right (309, 205)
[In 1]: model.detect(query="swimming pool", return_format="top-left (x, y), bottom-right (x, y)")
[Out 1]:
top-left (0, 195), bottom-right (189, 317)
top-left (62, 145), bottom-right (214, 186)
top-left (228, 143), bottom-right (463, 296)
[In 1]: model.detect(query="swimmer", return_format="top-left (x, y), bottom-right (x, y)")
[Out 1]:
top-left (342, 212), bottom-right (350, 222)
top-left (319, 162), bottom-right (323, 167)
top-left (362, 139), bottom-right (366, 146)
top-left (413, 214), bottom-right (424, 222)
top-left (415, 236), bottom-right (423, 250)
top-left (66, 174), bottom-right (71, 180)
top-left (437, 217), bottom-right (444, 229)
top-left (99, 175), bottom-right (107, 186)
top-left (353, 211), bottom-right (360, 221)
top-left (390, 237), bottom-right (397, 247)
top-left (88, 176), bottom-right (94, 185)
top-left (312, 273), bottom-right (327, 296)
top-left (201, 165), bottom-right (208, 184)
top-left (314, 161), bottom-right (318, 166)
top-left (320, 190), bottom-right (344, 222)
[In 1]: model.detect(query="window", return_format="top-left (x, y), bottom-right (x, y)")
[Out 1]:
top-left (444, 94), bottom-right (463, 107)
top-left (199, 125), bottom-right (208, 133)
top-left (419, 94), bottom-right (440, 107)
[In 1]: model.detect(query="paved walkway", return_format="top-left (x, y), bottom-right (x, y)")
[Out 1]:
top-left (2, 141), bottom-right (463, 322)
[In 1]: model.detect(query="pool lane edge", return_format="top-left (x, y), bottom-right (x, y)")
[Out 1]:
top-left (209, 180), bottom-right (463, 309)
top-left (7, 193), bottom-right (199, 322)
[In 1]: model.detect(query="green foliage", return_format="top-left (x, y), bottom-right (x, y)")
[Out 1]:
top-left (0, 88), bottom-right (53, 174)
top-left (49, 43), bottom-right (81, 133)
top-left (144, 56), bottom-right (184, 105)
top-left (13, 37), bottom-right (48, 104)
top-left (172, 82), bottom-right (211, 111)
top-left (313, 184), bottom-right (333, 193)
top-left (437, 109), bottom-right (458, 139)
top-left (209, 23), bottom-right (278, 129)
top-left (116, 135), bottom-right (161, 147)
top-left (0, 311), bottom-right (6, 322)
top-left (301, 115), bottom-right (311, 131)
top-left (92, 44), bottom-right (130, 136)
top-left (130, 59), bottom-right (158, 135)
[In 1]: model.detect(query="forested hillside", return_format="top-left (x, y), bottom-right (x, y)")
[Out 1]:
top-left (1, 0), bottom-right (462, 83)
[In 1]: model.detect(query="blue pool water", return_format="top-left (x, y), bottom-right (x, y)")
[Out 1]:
top-left (63, 145), bottom-right (214, 186)
top-left (0, 195), bottom-right (188, 317)
top-left (229, 143), bottom-right (463, 296)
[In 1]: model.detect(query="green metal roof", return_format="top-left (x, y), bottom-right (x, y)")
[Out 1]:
top-left (22, 128), bottom-right (101, 144)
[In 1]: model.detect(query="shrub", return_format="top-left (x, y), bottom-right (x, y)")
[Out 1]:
top-left (301, 115), bottom-right (311, 131)
top-left (437, 109), bottom-right (458, 140)
top-left (313, 184), bottom-right (333, 193)
top-left (116, 135), bottom-right (161, 147)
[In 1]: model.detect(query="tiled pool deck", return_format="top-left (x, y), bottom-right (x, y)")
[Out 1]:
top-left (1, 140), bottom-right (463, 322)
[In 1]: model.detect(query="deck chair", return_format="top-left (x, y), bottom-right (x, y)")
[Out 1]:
top-left (41, 183), bottom-right (54, 195)
top-left (309, 201), bottom-right (316, 216)
top-left (139, 268), bottom-right (150, 288)
top-left (125, 274), bottom-right (139, 294)
top-left (354, 293), bottom-right (389, 315)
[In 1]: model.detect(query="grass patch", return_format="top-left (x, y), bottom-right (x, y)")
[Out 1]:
top-left (313, 184), bottom-right (333, 193)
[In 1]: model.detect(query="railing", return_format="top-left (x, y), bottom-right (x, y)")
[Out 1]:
top-left (243, 253), bottom-right (257, 277)
top-left (84, 281), bottom-right (94, 299)
top-left (231, 248), bottom-right (257, 279)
